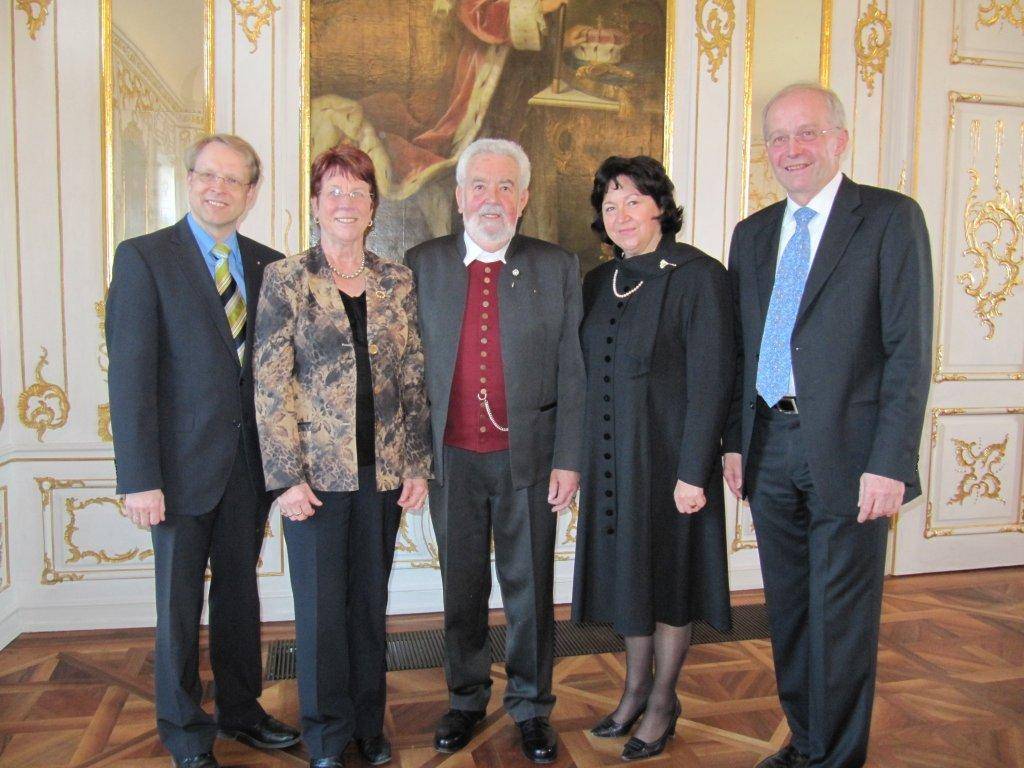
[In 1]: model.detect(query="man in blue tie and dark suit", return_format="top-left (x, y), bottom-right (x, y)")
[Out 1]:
top-left (106, 134), bottom-right (299, 768)
top-left (723, 84), bottom-right (933, 768)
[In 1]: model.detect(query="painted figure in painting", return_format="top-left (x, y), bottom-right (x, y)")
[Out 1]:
top-left (310, 0), bottom-right (667, 271)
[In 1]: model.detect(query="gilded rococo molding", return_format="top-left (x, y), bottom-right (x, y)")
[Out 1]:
top-left (17, 348), bottom-right (70, 441)
top-left (695, 0), bottom-right (735, 83)
top-left (854, 0), bottom-right (892, 96)
top-left (976, 0), bottom-right (1024, 31)
top-left (96, 300), bottom-right (112, 442)
top-left (924, 408), bottom-right (1024, 538)
top-left (947, 434), bottom-right (1008, 505)
top-left (15, 0), bottom-right (51, 40)
top-left (731, 502), bottom-right (758, 553)
top-left (958, 118), bottom-right (1023, 341)
top-left (65, 496), bottom-right (154, 565)
top-left (229, 0), bottom-right (280, 53)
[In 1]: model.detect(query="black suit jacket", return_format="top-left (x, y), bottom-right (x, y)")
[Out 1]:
top-left (724, 176), bottom-right (933, 514)
top-left (106, 216), bottom-right (283, 516)
top-left (405, 233), bottom-right (586, 489)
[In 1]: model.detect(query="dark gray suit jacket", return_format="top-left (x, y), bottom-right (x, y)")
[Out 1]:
top-left (724, 176), bottom-right (933, 513)
top-left (405, 233), bottom-right (586, 489)
top-left (106, 216), bottom-right (282, 516)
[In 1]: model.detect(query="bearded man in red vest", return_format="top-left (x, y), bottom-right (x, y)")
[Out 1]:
top-left (405, 138), bottom-right (585, 764)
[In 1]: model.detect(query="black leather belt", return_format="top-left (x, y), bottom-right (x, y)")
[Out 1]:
top-left (774, 396), bottom-right (799, 414)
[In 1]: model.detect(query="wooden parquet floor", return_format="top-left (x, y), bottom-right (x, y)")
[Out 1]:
top-left (0, 567), bottom-right (1021, 767)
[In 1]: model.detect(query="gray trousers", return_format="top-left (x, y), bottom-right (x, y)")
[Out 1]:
top-left (429, 445), bottom-right (556, 721)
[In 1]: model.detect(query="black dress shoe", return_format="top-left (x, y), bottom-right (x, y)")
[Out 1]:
top-left (309, 758), bottom-right (344, 768)
top-left (173, 755), bottom-right (219, 768)
top-left (517, 717), bottom-right (557, 764)
top-left (754, 744), bottom-right (809, 767)
top-left (434, 709), bottom-right (486, 753)
top-left (620, 700), bottom-right (680, 761)
top-left (591, 703), bottom-right (647, 738)
top-left (219, 713), bottom-right (301, 749)
top-left (356, 734), bottom-right (392, 765)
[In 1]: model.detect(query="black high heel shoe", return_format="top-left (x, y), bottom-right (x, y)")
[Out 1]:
top-left (590, 703), bottom-right (647, 738)
top-left (619, 700), bottom-right (680, 761)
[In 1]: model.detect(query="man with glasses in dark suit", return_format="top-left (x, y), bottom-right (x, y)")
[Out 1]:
top-left (724, 84), bottom-right (932, 768)
top-left (106, 134), bottom-right (299, 768)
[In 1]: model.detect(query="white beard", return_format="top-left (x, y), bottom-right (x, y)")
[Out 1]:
top-left (464, 211), bottom-right (514, 250)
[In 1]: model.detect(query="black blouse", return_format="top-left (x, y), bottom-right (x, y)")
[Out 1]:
top-left (340, 291), bottom-right (376, 468)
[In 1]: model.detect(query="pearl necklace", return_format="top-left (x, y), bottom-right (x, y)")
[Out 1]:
top-left (327, 251), bottom-right (366, 280)
top-left (611, 268), bottom-right (644, 298)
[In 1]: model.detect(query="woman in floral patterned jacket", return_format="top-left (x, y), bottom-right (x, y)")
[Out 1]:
top-left (254, 145), bottom-right (431, 768)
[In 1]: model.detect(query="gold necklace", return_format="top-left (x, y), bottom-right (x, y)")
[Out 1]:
top-left (611, 268), bottom-right (644, 298)
top-left (327, 251), bottom-right (366, 280)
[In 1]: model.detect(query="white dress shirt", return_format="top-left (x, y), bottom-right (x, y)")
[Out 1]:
top-left (463, 231), bottom-right (511, 265)
top-left (775, 170), bottom-right (844, 395)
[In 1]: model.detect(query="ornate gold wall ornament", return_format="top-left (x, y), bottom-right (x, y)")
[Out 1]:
top-left (730, 502), bottom-right (758, 552)
top-left (932, 345), bottom-right (969, 383)
top-left (0, 395), bottom-right (5, 431)
top-left (17, 348), bottom-right (70, 441)
top-left (929, 407), bottom-right (968, 447)
top-left (229, 0), bottom-right (280, 53)
top-left (41, 553), bottom-right (84, 585)
top-left (409, 542), bottom-right (441, 570)
top-left (947, 434), bottom-right (1009, 505)
top-left (854, 1), bottom-right (892, 97)
top-left (957, 119), bottom-right (1024, 340)
top-left (15, 0), bottom-right (51, 40)
top-left (923, 501), bottom-right (955, 538)
top-left (394, 513), bottom-right (420, 554)
top-left (64, 496), bottom-right (154, 565)
top-left (97, 405), bottom-right (113, 443)
top-left (976, 0), bottom-right (1024, 31)
top-left (695, 0), bottom-right (735, 82)
top-left (560, 499), bottom-right (578, 546)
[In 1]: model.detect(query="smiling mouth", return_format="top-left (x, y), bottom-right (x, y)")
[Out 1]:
top-left (783, 162), bottom-right (812, 172)
top-left (205, 199), bottom-right (229, 208)
top-left (332, 217), bottom-right (359, 223)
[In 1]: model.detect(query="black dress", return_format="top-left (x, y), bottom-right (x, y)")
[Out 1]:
top-left (571, 236), bottom-right (735, 636)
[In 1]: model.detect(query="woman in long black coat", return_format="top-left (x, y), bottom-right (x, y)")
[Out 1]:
top-left (571, 156), bottom-right (735, 761)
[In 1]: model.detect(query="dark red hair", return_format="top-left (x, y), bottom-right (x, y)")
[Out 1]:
top-left (310, 144), bottom-right (379, 215)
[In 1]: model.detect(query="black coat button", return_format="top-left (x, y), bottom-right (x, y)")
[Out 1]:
top-left (605, 490), bottom-right (613, 497)
top-left (606, 527), bottom-right (615, 535)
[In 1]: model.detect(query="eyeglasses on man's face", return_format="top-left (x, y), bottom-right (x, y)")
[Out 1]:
top-left (191, 170), bottom-right (250, 190)
top-left (765, 126), bottom-right (842, 149)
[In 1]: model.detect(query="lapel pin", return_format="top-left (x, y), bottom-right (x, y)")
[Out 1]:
top-left (511, 267), bottom-right (520, 287)
top-left (375, 288), bottom-right (387, 299)
top-left (659, 259), bottom-right (677, 269)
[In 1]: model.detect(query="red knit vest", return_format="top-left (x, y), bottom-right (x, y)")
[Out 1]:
top-left (444, 260), bottom-right (510, 452)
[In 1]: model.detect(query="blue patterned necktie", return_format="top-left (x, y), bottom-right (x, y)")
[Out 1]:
top-left (756, 206), bottom-right (817, 406)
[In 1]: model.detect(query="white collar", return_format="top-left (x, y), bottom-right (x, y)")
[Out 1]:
top-left (463, 230), bottom-right (511, 265)
top-left (784, 170), bottom-right (844, 223)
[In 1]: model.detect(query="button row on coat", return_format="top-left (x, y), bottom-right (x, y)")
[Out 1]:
top-left (596, 296), bottom-right (628, 537)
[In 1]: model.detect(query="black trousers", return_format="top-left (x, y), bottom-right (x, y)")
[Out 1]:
top-left (746, 405), bottom-right (889, 768)
top-left (150, 441), bottom-right (269, 761)
top-left (428, 445), bottom-right (556, 721)
top-left (284, 466), bottom-right (403, 759)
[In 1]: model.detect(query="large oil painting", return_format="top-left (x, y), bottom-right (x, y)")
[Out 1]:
top-left (309, 0), bottom-right (669, 274)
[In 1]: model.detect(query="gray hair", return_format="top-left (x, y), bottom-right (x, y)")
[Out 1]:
top-left (762, 83), bottom-right (847, 139)
top-left (455, 138), bottom-right (531, 190)
top-left (184, 133), bottom-right (262, 185)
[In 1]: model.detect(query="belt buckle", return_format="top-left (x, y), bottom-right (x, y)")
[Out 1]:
top-left (776, 397), bottom-right (798, 414)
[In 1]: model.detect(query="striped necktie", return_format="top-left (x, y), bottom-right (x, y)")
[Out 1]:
top-left (212, 242), bottom-right (246, 363)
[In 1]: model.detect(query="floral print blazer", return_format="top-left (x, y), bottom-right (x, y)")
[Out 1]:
top-left (254, 245), bottom-right (432, 492)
